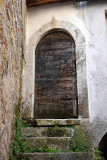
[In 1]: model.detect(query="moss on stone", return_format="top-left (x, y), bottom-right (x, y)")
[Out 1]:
top-left (47, 126), bottom-right (67, 137)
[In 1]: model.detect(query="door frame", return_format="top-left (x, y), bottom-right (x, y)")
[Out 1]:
top-left (34, 30), bottom-right (78, 119)
top-left (23, 20), bottom-right (89, 119)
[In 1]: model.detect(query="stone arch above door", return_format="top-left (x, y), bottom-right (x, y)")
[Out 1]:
top-left (23, 20), bottom-right (89, 119)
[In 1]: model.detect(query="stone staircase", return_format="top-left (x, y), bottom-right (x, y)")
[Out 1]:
top-left (22, 127), bottom-right (72, 151)
top-left (18, 119), bottom-right (93, 160)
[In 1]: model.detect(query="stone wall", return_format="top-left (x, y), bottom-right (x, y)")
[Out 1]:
top-left (0, 0), bottom-right (25, 159)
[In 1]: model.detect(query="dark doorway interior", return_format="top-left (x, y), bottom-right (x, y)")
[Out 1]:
top-left (99, 132), bottom-right (107, 160)
top-left (34, 31), bottom-right (78, 119)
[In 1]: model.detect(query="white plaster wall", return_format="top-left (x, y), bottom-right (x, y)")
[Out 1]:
top-left (26, 1), bottom-right (107, 145)
top-left (79, 2), bottom-right (107, 120)
top-left (26, 2), bottom-right (88, 44)
top-left (79, 2), bottom-right (107, 145)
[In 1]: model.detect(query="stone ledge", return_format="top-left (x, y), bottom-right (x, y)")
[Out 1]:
top-left (18, 152), bottom-right (93, 160)
top-left (36, 119), bottom-right (81, 126)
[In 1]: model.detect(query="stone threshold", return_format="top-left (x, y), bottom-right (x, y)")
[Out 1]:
top-left (36, 119), bottom-right (81, 126)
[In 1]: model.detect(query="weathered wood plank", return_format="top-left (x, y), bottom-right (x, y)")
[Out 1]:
top-left (27, 0), bottom-right (72, 7)
top-left (35, 31), bottom-right (78, 119)
top-left (35, 100), bottom-right (77, 118)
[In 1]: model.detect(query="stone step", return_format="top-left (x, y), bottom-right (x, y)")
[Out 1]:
top-left (36, 119), bottom-right (80, 126)
top-left (21, 127), bottom-right (73, 137)
top-left (17, 152), bottom-right (93, 160)
top-left (26, 137), bottom-right (71, 151)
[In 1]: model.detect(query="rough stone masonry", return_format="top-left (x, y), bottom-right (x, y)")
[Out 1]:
top-left (0, 0), bottom-right (25, 159)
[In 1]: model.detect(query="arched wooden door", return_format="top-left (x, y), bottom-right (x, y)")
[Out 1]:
top-left (34, 31), bottom-right (78, 119)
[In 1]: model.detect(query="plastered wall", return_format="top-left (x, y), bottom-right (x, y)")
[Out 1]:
top-left (25, 1), bottom-right (107, 146)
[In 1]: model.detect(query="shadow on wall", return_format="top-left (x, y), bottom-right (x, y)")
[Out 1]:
top-left (99, 132), bottom-right (107, 160)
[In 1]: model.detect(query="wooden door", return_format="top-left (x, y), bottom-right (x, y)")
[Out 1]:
top-left (34, 31), bottom-right (78, 119)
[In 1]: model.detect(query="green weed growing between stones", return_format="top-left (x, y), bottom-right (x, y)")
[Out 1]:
top-left (31, 125), bottom-right (91, 153)
top-left (10, 118), bottom-right (95, 160)
top-left (35, 147), bottom-right (61, 153)
top-left (10, 116), bottom-right (35, 160)
top-left (48, 155), bottom-right (54, 160)
top-left (93, 148), bottom-right (105, 160)
top-left (69, 126), bottom-right (91, 152)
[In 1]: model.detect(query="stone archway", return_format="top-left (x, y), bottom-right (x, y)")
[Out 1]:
top-left (23, 20), bottom-right (88, 119)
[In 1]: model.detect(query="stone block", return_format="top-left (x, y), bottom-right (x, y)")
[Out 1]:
top-left (26, 137), bottom-right (71, 151)
top-left (21, 127), bottom-right (72, 137)
top-left (18, 152), bottom-right (93, 160)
